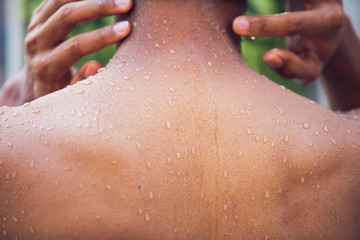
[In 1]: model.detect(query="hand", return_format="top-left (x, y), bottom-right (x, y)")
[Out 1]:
top-left (24, 0), bottom-right (132, 101)
top-left (233, 0), bottom-right (345, 85)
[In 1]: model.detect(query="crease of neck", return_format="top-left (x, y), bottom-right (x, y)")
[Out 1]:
top-left (113, 0), bottom-right (246, 62)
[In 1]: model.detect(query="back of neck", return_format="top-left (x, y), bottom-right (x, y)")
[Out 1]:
top-left (112, 0), bottom-right (246, 65)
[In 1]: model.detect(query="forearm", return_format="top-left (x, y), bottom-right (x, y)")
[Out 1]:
top-left (322, 16), bottom-right (360, 111)
top-left (0, 69), bottom-right (30, 107)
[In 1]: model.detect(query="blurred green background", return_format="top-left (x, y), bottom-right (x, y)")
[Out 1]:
top-left (23, 0), bottom-right (309, 96)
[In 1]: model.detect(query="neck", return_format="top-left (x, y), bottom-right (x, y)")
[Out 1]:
top-left (111, 0), bottom-right (246, 65)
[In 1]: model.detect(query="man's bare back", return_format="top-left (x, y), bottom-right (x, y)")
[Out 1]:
top-left (1, 0), bottom-right (360, 239)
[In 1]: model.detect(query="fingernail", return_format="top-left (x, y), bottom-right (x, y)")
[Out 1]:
top-left (113, 21), bottom-right (129, 34)
top-left (115, 0), bottom-right (129, 8)
top-left (266, 54), bottom-right (283, 69)
top-left (234, 19), bottom-right (249, 32)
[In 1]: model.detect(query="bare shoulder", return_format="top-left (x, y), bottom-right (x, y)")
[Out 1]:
top-left (213, 76), bottom-right (360, 239)
top-left (0, 79), bottom-right (210, 239)
top-left (0, 86), bottom-right (140, 239)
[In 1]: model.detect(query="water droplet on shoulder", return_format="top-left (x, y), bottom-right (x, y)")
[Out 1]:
top-left (144, 213), bottom-right (150, 222)
top-left (265, 190), bottom-right (270, 199)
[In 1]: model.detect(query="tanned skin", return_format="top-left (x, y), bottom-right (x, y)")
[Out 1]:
top-left (0, 0), bottom-right (360, 239)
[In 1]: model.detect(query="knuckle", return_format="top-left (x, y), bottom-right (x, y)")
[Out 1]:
top-left (99, 26), bottom-right (111, 41)
top-left (289, 16), bottom-right (302, 35)
top-left (57, 4), bottom-right (73, 22)
top-left (95, 0), bottom-right (108, 8)
top-left (25, 33), bottom-right (39, 54)
top-left (32, 57), bottom-right (49, 77)
top-left (95, 26), bottom-right (112, 46)
top-left (67, 37), bottom-right (81, 56)
top-left (252, 17), bottom-right (266, 36)
top-left (94, 0), bottom-right (111, 17)
top-left (330, 6), bottom-right (346, 28)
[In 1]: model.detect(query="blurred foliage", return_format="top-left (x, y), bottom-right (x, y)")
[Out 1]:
top-left (23, 0), bottom-right (116, 68)
top-left (23, 0), bottom-right (308, 95)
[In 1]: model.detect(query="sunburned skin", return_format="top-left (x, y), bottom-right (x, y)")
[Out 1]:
top-left (1, 0), bottom-right (360, 239)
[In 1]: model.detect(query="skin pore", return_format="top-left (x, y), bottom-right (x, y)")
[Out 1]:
top-left (1, 0), bottom-right (360, 239)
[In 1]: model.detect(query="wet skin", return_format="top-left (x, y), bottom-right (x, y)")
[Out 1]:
top-left (1, 1), bottom-right (360, 239)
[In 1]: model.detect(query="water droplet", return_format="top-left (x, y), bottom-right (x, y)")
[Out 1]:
top-left (238, 151), bottom-right (243, 157)
top-left (263, 136), bottom-right (268, 143)
top-left (323, 126), bottom-right (329, 133)
top-left (331, 138), bottom-right (337, 145)
top-left (169, 49), bottom-right (176, 54)
top-left (166, 121), bottom-right (171, 129)
top-left (301, 177), bottom-right (305, 183)
top-left (2, 230), bottom-right (7, 236)
top-left (7, 143), bottom-right (13, 148)
top-left (317, 184), bottom-right (320, 189)
top-left (29, 226), bottom-right (35, 234)
top-left (76, 89), bottom-right (85, 94)
top-left (284, 135), bottom-right (289, 143)
top-left (12, 112), bottom-right (19, 117)
top-left (265, 190), bottom-right (270, 199)
top-left (207, 61), bottom-right (213, 67)
top-left (169, 87), bottom-right (175, 93)
top-left (224, 171), bottom-right (228, 178)
top-left (247, 128), bottom-right (252, 135)
top-left (123, 75), bottom-right (131, 80)
top-left (223, 204), bottom-right (228, 211)
top-left (12, 216), bottom-right (19, 223)
top-left (154, 43), bottom-right (160, 48)
top-left (82, 79), bottom-right (93, 85)
top-left (32, 109), bottom-right (41, 114)
top-left (106, 184), bottom-right (112, 190)
top-left (302, 123), bottom-right (310, 129)
top-left (147, 33), bottom-right (153, 39)
top-left (308, 143), bottom-right (313, 147)
top-left (177, 153), bottom-right (181, 159)
top-left (149, 192), bottom-right (154, 199)
top-left (250, 36), bottom-right (256, 40)
top-left (270, 142), bottom-right (275, 148)
top-left (144, 213), bottom-right (150, 222)
top-left (137, 143), bottom-right (141, 149)
top-left (147, 162), bottom-right (151, 170)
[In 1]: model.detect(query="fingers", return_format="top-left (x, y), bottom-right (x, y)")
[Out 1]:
top-left (70, 61), bottom-right (103, 85)
top-left (263, 48), bottom-right (322, 84)
top-left (233, 3), bottom-right (344, 37)
top-left (36, 0), bottom-right (132, 48)
top-left (49, 21), bottom-right (130, 74)
top-left (28, 0), bottom-right (79, 32)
